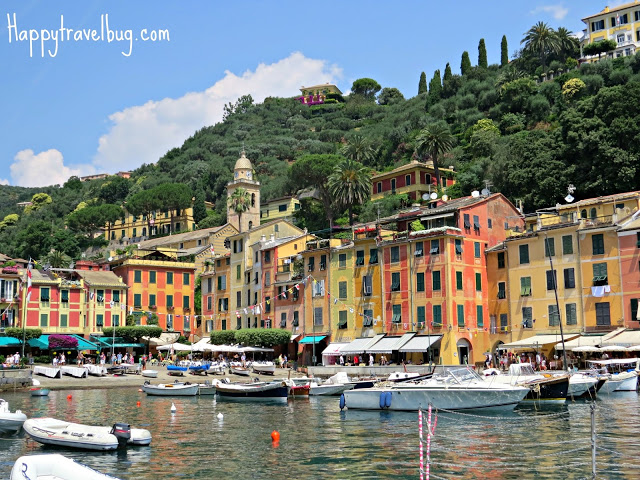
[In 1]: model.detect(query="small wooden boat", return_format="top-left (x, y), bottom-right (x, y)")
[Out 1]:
top-left (30, 388), bottom-right (50, 397)
top-left (141, 370), bottom-right (158, 378)
top-left (167, 365), bottom-right (188, 376)
top-left (288, 384), bottom-right (310, 397)
top-left (23, 418), bottom-right (151, 450)
top-left (230, 366), bottom-right (251, 376)
top-left (0, 399), bottom-right (27, 433)
top-left (252, 361), bottom-right (276, 375)
top-left (11, 454), bottom-right (121, 480)
top-left (142, 381), bottom-right (198, 396)
top-left (215, 381), bottom-right (288, 400)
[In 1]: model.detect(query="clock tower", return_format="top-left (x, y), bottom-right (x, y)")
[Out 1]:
top-left (227, 150), bottom-right (260, 232)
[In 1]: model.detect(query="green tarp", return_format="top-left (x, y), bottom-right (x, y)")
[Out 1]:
top-left (298, 335), bottom-right (327, 345)
top-left (0, 337), bottom-right (21, 347)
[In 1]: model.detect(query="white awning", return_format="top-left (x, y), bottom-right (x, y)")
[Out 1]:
top-left (321, 343), bottom-right (349, 356)
top-left (420, 212), bottom-right (454, 222)
top-left (341, 334), bottom-right (385, 355)
top-left (399, 335), bottom-right (443, 353)
top-left (555, 335), bottom-right (606, 350)
top-left (290, 334), bottom-right (301, 342)
top-left (369, 333), bottom-right (416, 354)
top-left (156, 343), bottom-right (193, 351)
top-left (601, 330), bottom-right (640, 347)
top-left (587, 357), bottom-right (639, 366)
top-left (499, 334), bottom-right (579, 350)
top-left (147, 332), bottom-right (180, 346)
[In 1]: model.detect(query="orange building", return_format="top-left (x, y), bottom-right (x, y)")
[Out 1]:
top-left (370, 160), bottom-right (455, 202)
top-left (199, 253), bottom-right (231, 336)
top-left (616, 213), bottom-right (640, 327)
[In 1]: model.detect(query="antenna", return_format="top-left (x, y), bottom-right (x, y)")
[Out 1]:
top-left (471, 190), bottom-right (480, 198)
top-left (430, 192), bottom-right (438, 200)
top-left (442, 194), bottom-right (448, 202)
top-left (421, 193), bottom-right (430, 201)
top-left (565, 184), bottom-right (575, 203)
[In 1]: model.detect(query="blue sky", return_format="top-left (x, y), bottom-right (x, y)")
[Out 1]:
top-left (0, 0), bottom-right (616, 187)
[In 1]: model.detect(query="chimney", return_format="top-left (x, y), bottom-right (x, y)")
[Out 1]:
top-left (270, 234), bottom-right (275, 242)
top-left (260, 234), bottom-right (266, 242)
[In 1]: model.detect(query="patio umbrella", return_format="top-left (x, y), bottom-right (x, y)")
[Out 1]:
top-left (600, 345), bottom-right (628, 352)
top-left (572, 346), bottom-right (602, 353)
top-left (626, 345), bottom-right (640, 351)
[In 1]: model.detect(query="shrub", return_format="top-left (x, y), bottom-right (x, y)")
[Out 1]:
top-left (210, 330), bottom-right (237, 345)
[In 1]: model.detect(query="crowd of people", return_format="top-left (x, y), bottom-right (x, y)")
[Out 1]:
top-left (2, 351), bottom-right (21, 366)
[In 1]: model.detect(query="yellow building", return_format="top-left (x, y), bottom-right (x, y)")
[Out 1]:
top-left (581, 2), bottom-right (640, 60)
top-left (329, 242), bottom-right (355, 343)
top-left (352, 227), bottom-right (384, 339)
top-left (260, 196), bottom-right (300, 224)
top-left (298, 83), bottom-right (342, 104)
top-left (370, 160), bottom-right (455, 202)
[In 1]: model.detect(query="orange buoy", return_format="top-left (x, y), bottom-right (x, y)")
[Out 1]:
top-left (67, 395), bottom-right (72, 400)
top-left (270, 430), bottom-right (280, 442)
top-left (138, 388), bottom-right (143, 392)
top-left (136, 401), bottom-right (141, 407)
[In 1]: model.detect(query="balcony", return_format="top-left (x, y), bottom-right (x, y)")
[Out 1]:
top-left (277, 264), bottom-right (291, 274)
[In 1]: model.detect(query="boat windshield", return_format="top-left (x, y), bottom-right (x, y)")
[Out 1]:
top-left (447, 367), bottom-right (482, 384)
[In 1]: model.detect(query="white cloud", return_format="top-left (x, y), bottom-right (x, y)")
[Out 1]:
top-left (531, 5), bottom-right (569, 20)
top-left (0, 178), bottom-right (8, 185)
top-left (9, 149), bottom-right (93, 187)
top-left (93, 52), bottom-right (342, 172)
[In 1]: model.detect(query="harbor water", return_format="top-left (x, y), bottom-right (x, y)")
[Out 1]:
top-left (1, 387), bottom-right (640, 479)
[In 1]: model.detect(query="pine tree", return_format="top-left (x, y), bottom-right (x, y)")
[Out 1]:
top-left (461, 51), bottom-right (472, 75)
top-left (501, 35), bottom-right (509, 66)
top-left (418, 72), bottom-right (427, 95)
top-left (478, 38), bottom-right (488, 69)
top-left (443, 63), bottom-right (453, 84)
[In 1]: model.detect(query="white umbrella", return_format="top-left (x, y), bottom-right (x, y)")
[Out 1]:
top-left (572, 346), bottom-right (602, 353)
top-left (600, 345), bottom-right (628, 352)
top-left (626, 345), bottom-right (640, 351)
top-left (157, 343), bottom-right (192, 351)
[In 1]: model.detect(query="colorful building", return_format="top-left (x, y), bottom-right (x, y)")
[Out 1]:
top-left (328, 242), bottom-right (355, 344)
top-left (370, 160), bottom-right (455, 202)
top-left (581, 2), bottom-right (640, 61)
top-left (260, 196), bottom-right (300, 224)
top-left (617, 212), bottom-right (640, 328)
top-left (297, 83), bottom-right (342, 105)
top-left (0, 264), bottom-right (20, 330)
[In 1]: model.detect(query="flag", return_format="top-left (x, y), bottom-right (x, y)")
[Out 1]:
top-left (616, 13), bottom-right (620, 25)
top-left (90, 291), bottom-right (95, 300)
top-left (295, 284), bottom-right (300, 291)
top-left (210, 245), bottom-right (215, 255)
top-left (334, 298), bottom-right (338, 305)
top-left (26, 260), bottom-right (32, 303)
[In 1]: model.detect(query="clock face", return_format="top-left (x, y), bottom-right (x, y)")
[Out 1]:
top-left (247, 171), bottom-right (252, 179)
top-left (234, 171), bottom-right (239, 179)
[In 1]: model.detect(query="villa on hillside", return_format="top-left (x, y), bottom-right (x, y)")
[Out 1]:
top-left (297, 83), bottom-right (342, 105)
top-left (580, 2), bottom-right (640, 61)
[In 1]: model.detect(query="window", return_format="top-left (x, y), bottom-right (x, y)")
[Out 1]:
top-left (566, 303), bottom-right (577, 325)
top-left (149, 271), bottom-right (156, 284)
top-left (497, 252), bottom-right (505, 268)
top-left (456, 271), bottom-right (463, 290)
top-left (339, 253), bottom-right (347, 268)
top-left (498, 282), bottom-right (506, 299)
top-left (320, 254), bottom-right (327, 270)
top-left (60, 314), bottom-right (68, 327)
top-left (265, 272), bottom-right (270, 287)
top-left (96, 314), bottom-right (104, 327)
top-left (591, 19), bottom-right (604, 31)
top-left (519, 244), bottom-right (529, 264)
top-left (548, 305), bottom-right (560, 326)
top-left (254, 272), bottom-right (259, 284)
top-left (488, 218), bottom-right (492, 229)
top-left (314, 307), bottom-right (323, 326)
top-left (183, 273), bottom-right (190, 286)
top-left (415, 241), bottom-right (424, 257)
top-left (113, 290), bottom-right (120, 302)
top-left (463, 214), bottom-right (471, 229)
top-left (218, 275), bottom-right (226, 290)
top-left (430, 239), bottom-right (439, 255)
top-left (207, 296), bottom-right (212, 311)
top-left (61, 289), bottom-right (69, 303)
top-left (313, 280), bottom-right (325, 297)
top-left (149, 294), bottom-right (156, 306)
top-left (520, 277), bottom-right (531, 296)
top-left (416, 273), bottom-right (425, 292)
top-left (97, 290), bottom-right (104, 304)
top-left (356, 250), bottom-right (365, 266)
top-left (500, 313), bottom-right (508, 330)
top-left (592, 234), bottom-right (605, 255)
top-left (590, 208), bottom-right (597, 219)
top-left (134, 270), bottom-right (142, 283)
top-left (544, 238), bottom-right (555, 257)
top-left (236, 265), bottom-right (241, 280)
top-left (363, 275), bottom-right (373, 296)
top-left (183, 295), bottom-right (190, 309)
top-left (392, 304), bottom-right (401, 324)
top-left (391, 246), bottom-right (400, 263)
top-left (562, 235), bottom-right (573, 255)
top-left (308, 257), bottom-right (315, 272)
top-left (278, 204), bottom-right (287, 212)
top-left (265, 296), bottom-right (271, 313)
top-left (457, 305), bottom-right (464, 327)
top-left (476, 305), bottom-right (483, 328)
top-left (293, 311), bottom-right (299, 327)
top-left (546, 270), bottom-right (557, 290)
top-left (132, 228), bottom-right (137, 237)
top-left (433, 305), bottom-right (442, 326)
top-left (167, 272), bottom-right (173, 284)
top-left (593, 263), bottom-right (608, 285)
top-left (581, 209), bottom-right (587, 219)
top-left (359, 308), bottom-right (371, 327)
top-left (338, 310), bottom-right (347, 329)
top-left (134, 293), bottom-right (142, 308)
top-left (40, 287), bottom-right (50, 302)
top-left (207, 278), bottom-right (213, 293)
top-left (405, 174), bottom-right (411, 186)
top-left (475, 272), bottom-right (482, 291)
top-left (391, 178), bottom-right (396, 194)
top-left (473, 215), bottom-right (480, 231)
top-left (369, 248), bottom-right (378, 264)
top-left (280, 312), bottom-right (287, 328)
top-left (226, 257), bottom-right (230, 266)
top-left (455, 239), bottom-right (463, 255)
top-left (595, 302), bottom-right (611, 326)
top-left (391, 272), bottom-right (401, 292)
top-left (339, 281), bottom-right (347, 299)
top-left (433, 271), bottom-right (442, 291)
top-left (522, 307), bottom-right (533, 328)
top-left (40, 313), bottom-right (48, 327)
top-left (561, 268), bottom-right (575, 289)
top-left (376, 182), bottom-right (382, 194)
top-left (417, 306), bottom-right (425, 326)
top-left (265, 251), bottom-right (271, 263)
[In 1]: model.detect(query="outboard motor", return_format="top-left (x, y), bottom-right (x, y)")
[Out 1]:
top-left (111, 423), bottom-right (131, 448)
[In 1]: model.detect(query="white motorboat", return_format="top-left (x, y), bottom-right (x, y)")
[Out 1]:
top-left (566, 373), bottom-right (599, 398)
top-left (309, 381), bottom-right (354, 396)
top-left (215, 380), bottom-right (288, 400)
top-left (141, 370), bottom-right (158, 378)
top-left (485, 363), bottom-right (570, 403)
top-left (23, 418), bottom-right (151, 450)
top-left (252, 361), bottom-right (276, 375)
top-left (11, 454), bottom-right (121, 480)
top-left (142, 381), bottom-right (198, 396)
top-left (229, 365), bottom-right (251, 376)
top-left (388, 371), bottom-right (421, 382)
top-left (343, 367), bottom-right (529, 411)
top-left (587, 358), bottom-right (640, 392)
top-left (0, 399), bottom-right (27, 433)
top-left (198, 381), bottom-right (218, 395)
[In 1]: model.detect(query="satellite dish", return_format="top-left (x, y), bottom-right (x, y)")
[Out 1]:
top-left (481, 188), bottom-right (490, 196)
top-left (108, 256), bottom-right (113, 262)
top-left (471, 190), bottom-right (480, 198)
top-left (422, 193), bottom-right (430, 201)
top-left (565, 194), bottom-right (574, 203)
top-left (442, 195), bottom-right (448, 202)
top-left (430, 192), bottom-right (438, 200)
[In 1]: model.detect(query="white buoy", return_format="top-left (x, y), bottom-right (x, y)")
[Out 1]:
top-left (217, 413), bottom-right (223, 420)
top-left (32, 379), bottom-right (41, 386)
top-left (171, 403), bottom-right (176, 413)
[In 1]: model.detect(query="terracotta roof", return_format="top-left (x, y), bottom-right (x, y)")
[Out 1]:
top-left (558, 191), bottom-right (640, 209)
top-left (75, 270), bottom-right (125, 287)
top-left (138, 224), bottom-right (234, 248)
top-left (582, 2), bottom-right (639, 21)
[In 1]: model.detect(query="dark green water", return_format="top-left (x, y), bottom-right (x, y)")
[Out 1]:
top-left (1, 388), bottom-right (639, 479)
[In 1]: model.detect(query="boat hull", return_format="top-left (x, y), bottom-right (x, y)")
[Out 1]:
top-left (288, 385), bottom-right (310, 396)
top-left (11, 454), bottom-right (121, 480)
top-left (141, 370), bottom-right (158, 378)
top-left (615, 373), bottom-right (638, 391)
top-left (309, 383), bottom-right (354, 396)
top-left (30, 389), bottom-right (50, 397)
top-left (142, 383), bottom-right (199, 396)
top-left (0, 415), bottom-right (27, 434)
top-left (230, 367), bottom-right (251, 376)
top-left (198, 385), bottom-right (217, 395)
top-left (252, 363), bottom-right (276, 375)
top-left (216, 382), bottom-right (288, 400)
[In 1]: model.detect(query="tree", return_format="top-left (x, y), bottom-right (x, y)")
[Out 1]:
top-left (210, 330), bottom-right (237, 345)
top-left (478, 38), bottom-right (488, 69)
top-left (192, 188), bottom-right (207, 224)
top-left (100, 204), bottom-right (124, 241)
top-left (583, 39), bottom-right (617, 60)
top-left (501, 35), bottom-right (509, 66)
top-left (415, 123), bottom-right (455, 186)
top-left (223, 94), bottom-right (254, 120)
top-left (351, 78), bottom-right (381, 100)
top-left (158, 183), bottom-right (193, 234)
top-left (99, 176), bottom-right (130, 205)
top-left (235, 328), bottom-right (292, 347)
top-left (126, 188), bottom-right (162, 237)
top-left (227, 187), bottom-right (251, 233)
top-left (427, 70), bottom-right (442, 104)
top-left (42, 249), bottom-right (72, 269)
top-left (377, 87), bottom-right (405, 105)
top-left (24, 193), bottom-right (52, 214)
top-left (418, 72), bottom-right (428, 95)
top-left (555, 27), bottom-right (579, 61)
top-left (562, 78), bottom-right (586, 100)
top-left (328, 158), bottom-right (372, 226)
top-left (340, 135), bottom-right (377, 166)
top-left (66, 204), bottom-right (121, 239)
top-left (521, 21), bottom-right (559, 69)
top-left (5, 327), bottom-right (42, 342)
top-left (461, 51), bottom-right (472, 75)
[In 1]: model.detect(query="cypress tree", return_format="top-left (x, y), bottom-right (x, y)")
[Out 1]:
top-left (478, 38), bottom-right (488, 69)
top-left (461, 51), bottom-right (472, 75)
top-left (428, 69), bottom-right (442, 99)
top-left (418, 72), bottom-right (427, 95)
top-left (501, 35), bottom-right (509, 66)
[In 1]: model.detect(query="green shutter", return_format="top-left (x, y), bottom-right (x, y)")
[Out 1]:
top-left (631, 299), bottom-right (639, 322)
top-left (134, 293), bottom-right (141, 307)
top-left (416, 273), bottom-right (425, 292)
top-left (339, 281), bottom-right (347, 299)
top-left (149, 271), bottom-right (156, 283)
top-left (544, 238), bottom-right (555, 257)
top-left (456, 271), bottom-right (463, 290)
top-left (60, 314), bottom-right (68, 327)
top-left (134, 270), bottom-right (142, 283)
top-left (475, 273), bottom-right (482, 291)
top-left (566, 303), bottom-right (577, 325)
top-left (417, 306), bottom-right (425, 325)
top-left (432, 271), bottom-right (441, 291)
top-left (562, 235), bottom-right (573, 254)
top-left (167, 272), bottom-right (173, 284)
top-left (61, 290), bottom-right (69, 302)
top-left (183, 273), bottom-right (190, 285)
top-left (476, 305), bottom-right (483, 328)
top-left (519, 244), bottom-right (529, 264)
top-left (457, 305), bottom-right (464, 327)
top-left (433, 305), bottom-right (442, 326)
top-left (149, 294), bottom-right (156, 306)
top-left (167, 295), bottom-right (173, 307)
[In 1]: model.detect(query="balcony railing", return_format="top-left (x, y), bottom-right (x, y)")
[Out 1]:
top-left (277, 264), bottom-right (291, 274)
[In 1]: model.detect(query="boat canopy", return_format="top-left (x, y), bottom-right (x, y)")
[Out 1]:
top-left (341, 334), bottom-right (385, 355)
top-left (586, 357), bottom-right (639, 365)
top-left (368, 333), bottom-right (415, 354)
top-left (399, 335), bottom-right (442, 353)
top-left (499, 334), bottom-right (579, 350)
top-left (321, 343), bottom-right (348, 356)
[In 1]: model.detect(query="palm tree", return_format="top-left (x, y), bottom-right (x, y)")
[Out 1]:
top-left (554, 27), bottom-right (579, 61)
top-left (521, 21), bottom-right (560, 69)
top-left (415, 124), bottom-right (455, 187)
top-left (328, 159), bottom-right (372, 226)
top-left (340, 135), bottom-right (377, 166)
top-left (227, 187), bottom-right (251, 232)
top-left (43, 250), bottom-right (71, 269)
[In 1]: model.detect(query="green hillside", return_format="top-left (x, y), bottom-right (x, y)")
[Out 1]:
top-left (2, 25), bottom-right (640, 262)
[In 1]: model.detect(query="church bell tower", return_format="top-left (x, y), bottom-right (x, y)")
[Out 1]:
top-left (227, 150), bottom-right (260, 232)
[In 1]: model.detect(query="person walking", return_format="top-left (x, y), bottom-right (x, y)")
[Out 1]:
top-left (369, 354), bottom-right (374, 366)
top-left (339, 355), bottom-right (344, 366)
